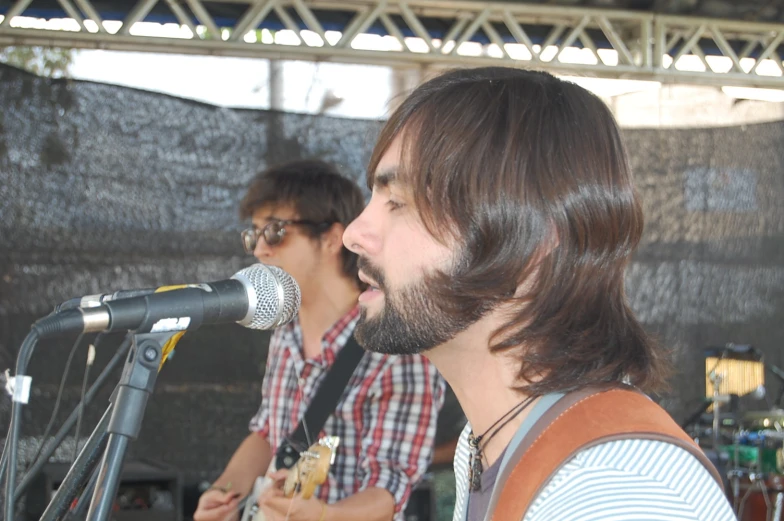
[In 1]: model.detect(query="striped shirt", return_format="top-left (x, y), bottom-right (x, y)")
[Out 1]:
top-left (452, 395), bottom-right (737, 521)
top-left (249, 305), bottom-right (445, 519)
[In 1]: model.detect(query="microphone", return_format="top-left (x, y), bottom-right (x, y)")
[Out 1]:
top-left (33, 264), bottom-right (301, 339)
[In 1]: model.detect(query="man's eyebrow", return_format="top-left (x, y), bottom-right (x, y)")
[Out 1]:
top-left (253, 215), bottom-right (284, 224)
top-left (373, 168), bottom-right (397, 189)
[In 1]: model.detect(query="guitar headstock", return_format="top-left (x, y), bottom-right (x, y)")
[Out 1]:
top-left (283, 437), bottom-right (339, 500)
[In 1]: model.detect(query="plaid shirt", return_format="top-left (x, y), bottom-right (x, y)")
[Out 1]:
top-left (249, 305), bottom-right (445, 518)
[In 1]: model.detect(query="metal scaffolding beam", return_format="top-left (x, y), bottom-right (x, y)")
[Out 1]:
top-left (3, 0), bottom-right (784, 88)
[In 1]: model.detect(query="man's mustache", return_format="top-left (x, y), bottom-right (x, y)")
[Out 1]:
top-left (357, 257), bottom-right (387, 291)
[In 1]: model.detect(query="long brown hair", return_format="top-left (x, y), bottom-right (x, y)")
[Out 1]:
top-left (368, 67), bottom-right (669, 395)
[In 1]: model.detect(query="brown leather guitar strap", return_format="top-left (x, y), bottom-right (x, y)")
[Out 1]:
top-left (489, 387), bottom-right (723, 521)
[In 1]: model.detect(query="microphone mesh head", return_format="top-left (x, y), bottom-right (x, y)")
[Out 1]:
top-left (233, 264), bottom-right (301, 329)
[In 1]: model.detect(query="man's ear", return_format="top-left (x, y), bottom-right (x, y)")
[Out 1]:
top-left (322, 222), bottom-right (346, 256)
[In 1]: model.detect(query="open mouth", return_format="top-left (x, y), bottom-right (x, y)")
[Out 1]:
top-left (358, 271), bottom-right (385, 303)
top-left (359, 271), bottom-right (383, 292)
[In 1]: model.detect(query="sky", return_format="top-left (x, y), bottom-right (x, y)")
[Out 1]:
top-left (69, 49), bottom-right (397, 119)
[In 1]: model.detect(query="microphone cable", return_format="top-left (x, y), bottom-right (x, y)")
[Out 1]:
top-left (72, 340), bottom-right (96, 464)
top-left (27, 333), bottom-right (88, 474)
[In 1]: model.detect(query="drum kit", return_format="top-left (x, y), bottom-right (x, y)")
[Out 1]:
top-left (725, 410), bottom-right (784, 521)
top-left (687, 368), bottom-right (784, 521)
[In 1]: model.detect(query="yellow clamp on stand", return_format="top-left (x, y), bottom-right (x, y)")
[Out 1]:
top-left (159, 331), bottom-right (186, 371)
top-left (153, 284), bottom-right (191, 371)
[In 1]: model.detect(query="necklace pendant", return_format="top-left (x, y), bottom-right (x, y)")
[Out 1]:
top-left (467, 432), bottom-right (483, 492)
top-left (468, 451), bottom-right (483, 492)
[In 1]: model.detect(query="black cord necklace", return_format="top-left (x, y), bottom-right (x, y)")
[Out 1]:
top-left (467, 395), bottom-right (536, 492)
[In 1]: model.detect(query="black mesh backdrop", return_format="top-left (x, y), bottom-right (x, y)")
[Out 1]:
top-left (626, 126), bottom-right (784, 417)
top-left (0, 63), bottom-right (382, 485)
top-left (1, 63), bottom-right (783, 489)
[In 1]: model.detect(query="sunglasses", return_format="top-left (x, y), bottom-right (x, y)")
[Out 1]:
top-left (241, 219), bottom-right (331, 253)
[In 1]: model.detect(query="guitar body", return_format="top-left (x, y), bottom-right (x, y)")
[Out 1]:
top-left (241, 437), bottom-right (339, 521)
top-left (240, 476), bottom-right (272, 521)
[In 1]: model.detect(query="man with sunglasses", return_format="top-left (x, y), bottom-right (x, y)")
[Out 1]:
top-left (194, 160), bottom-right (445, 521)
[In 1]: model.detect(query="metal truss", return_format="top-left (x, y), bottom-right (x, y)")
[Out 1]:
top-left (3, 0), bottom-right (784, 88)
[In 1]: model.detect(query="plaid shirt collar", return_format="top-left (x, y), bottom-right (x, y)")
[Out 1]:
top-left (279, 304), bottom-right (360, 367)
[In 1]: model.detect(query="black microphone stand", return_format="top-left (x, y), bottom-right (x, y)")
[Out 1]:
top-left (767, 361), bottom-right (784, 407)
top-left (39, 406), bottom-right (112, 521)
top-left (85, 330), bottom-right (175, 521)
top-left (680, 399), bottom-right (712, 431)
top-left (62, 466), bottom-right (102, 521)
top-left (37, 330), bottom-right (178, 521)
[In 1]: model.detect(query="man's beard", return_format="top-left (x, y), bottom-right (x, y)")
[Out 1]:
top-left (354, 258), bottom-right (468, 355)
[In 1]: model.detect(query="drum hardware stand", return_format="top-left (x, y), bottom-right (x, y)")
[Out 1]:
top-left (708, 370), bottom-right (747, 516)
top-left (727, 466), bottom-right (744, 513)
top-left (736, 471), bottom-right (770, 521)
top-left (774, 490), bottom-right (784, 521)
top-left (728, 426), bottom-right (745, 513)
top-left (709, 371), bottom-right (731, 450)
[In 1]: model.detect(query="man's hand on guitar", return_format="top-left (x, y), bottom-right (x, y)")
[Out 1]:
top-left (194, 486), bottom-right (243, 521)
top-left (257, 469), bottom-right (328, 521)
